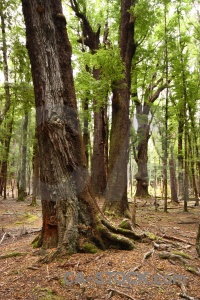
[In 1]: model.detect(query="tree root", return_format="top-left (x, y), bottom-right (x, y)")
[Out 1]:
top-left (101, 218), bottom-right (145, 241)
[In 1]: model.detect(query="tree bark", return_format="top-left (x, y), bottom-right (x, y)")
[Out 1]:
top-left (91, 69), bottom-right (108, 197)
top-left (133, 72), bottom-right (170, 198)
top-left (134, 106), bottom-right (150, 198)
top-left (21, 0), bottom-right (141, 255)
top-left (103, 0), bottom-right (136, 216)
top-left (70, 0), bottom-right (108, 198)
top-left (30, 134), bottom-right (40, 206)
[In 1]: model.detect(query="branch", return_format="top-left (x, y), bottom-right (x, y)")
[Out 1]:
top-left (149, 79), bottom-right (171, 103)
top-left (69, 0), bottom-right (100, 50)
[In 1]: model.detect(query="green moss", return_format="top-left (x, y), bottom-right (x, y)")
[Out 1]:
top-left (31, 234), bottom-right (42, 248)
top-left (15, 212), bottom-right (38, 225)
top-left (185, 266), bottom-right (196, 272)
top-left (145, 232), bottom-right (157, 240)
top-left (172, 251), bottom-right (191, 259)
top-left (0, 252), bottom-right (27, 259)
top-left (119, 219), bottom-right (132, 230)
top-left (81, 242), bottom-right (99, 253)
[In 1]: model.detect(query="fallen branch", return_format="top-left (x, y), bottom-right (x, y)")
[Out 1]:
top-left (158, 233), bottom-right (195, 245)
top-left (108, 288), bottom-right (136, 300)
top-left (180, 293), bottom-right (195, 300)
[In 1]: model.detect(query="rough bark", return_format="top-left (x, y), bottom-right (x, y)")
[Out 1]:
top-left (103, 0), bottom-right (136, 216)
top-left (30, 134), bottom-right (40, 206)
top-left (91, 103), bottom-right (108, 197)
top-left (82, 97), bottom-right (90, 166)
top-left (70, 0), bottom-right (108, 198)
top-left (21, 0), bottom-right (142, 255)
top-left (133, 75), bottom-right (170, 198)
top-left (134, 107), bottom-right (150, 198)
top-left (91, 69), bottom-right (108, 197)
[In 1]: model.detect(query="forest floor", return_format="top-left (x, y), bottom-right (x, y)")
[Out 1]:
top-left (0, 196), bottom-right (200, 300)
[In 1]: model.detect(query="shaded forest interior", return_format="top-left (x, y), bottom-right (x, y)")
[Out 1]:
top-left (0, 0), bottom-right (200, 299)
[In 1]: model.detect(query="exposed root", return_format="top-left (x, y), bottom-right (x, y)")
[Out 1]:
top-left (98, 222), bottom-right (135, 250)
top-left (101, 218), bottom-right (145, 241)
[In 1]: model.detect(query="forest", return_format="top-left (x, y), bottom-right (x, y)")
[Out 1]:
top-left (0, 0), bottom-right (200, 299)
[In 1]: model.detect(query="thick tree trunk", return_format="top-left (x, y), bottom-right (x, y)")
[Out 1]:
top-left (82, 97), bottom-right (90, 166)
top-left (69, 2), bottom-right (108, 198)
top-left (135, 105), bottom-right (150, 198)
top-left (91, 69), bottom-right (108, 197)
top-left (91, 105), bottom-right (108, 197)
top-left (103, 0), bottom-right (136, 216)
top-left (22, 0), bottom-right (141, 255)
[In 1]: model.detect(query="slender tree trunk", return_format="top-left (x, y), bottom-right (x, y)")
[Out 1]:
top-left (22, 0), bottom-right (139, 255)
top-left (163, 2), bottom-right (169, 212)
top-left (188, 134), bottom-right (199, 205)
top-left (169, 147), bottom-right (178, 203)
top-left (177, 120), bottom-right (184, 199)
top-left (0, 3), bottom-right (11, 125)
top-left (18, 113), bottom-right (28, 201)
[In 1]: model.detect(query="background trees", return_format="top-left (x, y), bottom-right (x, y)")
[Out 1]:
top-left (0, 0), bottom-right (199, 224)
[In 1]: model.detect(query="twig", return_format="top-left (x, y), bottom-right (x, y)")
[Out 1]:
top-left (176, 278), bottom-right (196, 300)
top-left (127, 249), bottom-right (154, 273)
top-left (0, 233), bottom-right (7, 245)
top-left (108, 288), bottom-right (136, 300)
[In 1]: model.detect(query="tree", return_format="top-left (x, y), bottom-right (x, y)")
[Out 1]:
top-left (69, 0), bottom-right (108, 198)
top-left (103, 0), bottom-right (136, 216)
top-left (21, 0), bottom-right (142, 255)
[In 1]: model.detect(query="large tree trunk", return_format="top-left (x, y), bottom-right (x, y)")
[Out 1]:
top-left (91, 104), bottom-right (108, 197)
top-left (82, 97), bottom-right (90, 166)
top-left (22, 0), bottom-right (141, 255)
top-left (91, 69), bottom-right (108, 198)
top-left (103, 0), bottom-right (136, 216)
top-left (134, 106), bottom-right (150, 198)
top-left (69, 1), bottom-right (108, 198)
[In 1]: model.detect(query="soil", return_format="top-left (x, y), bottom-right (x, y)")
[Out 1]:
top-left (0, 196), bottom-right (200, 300)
